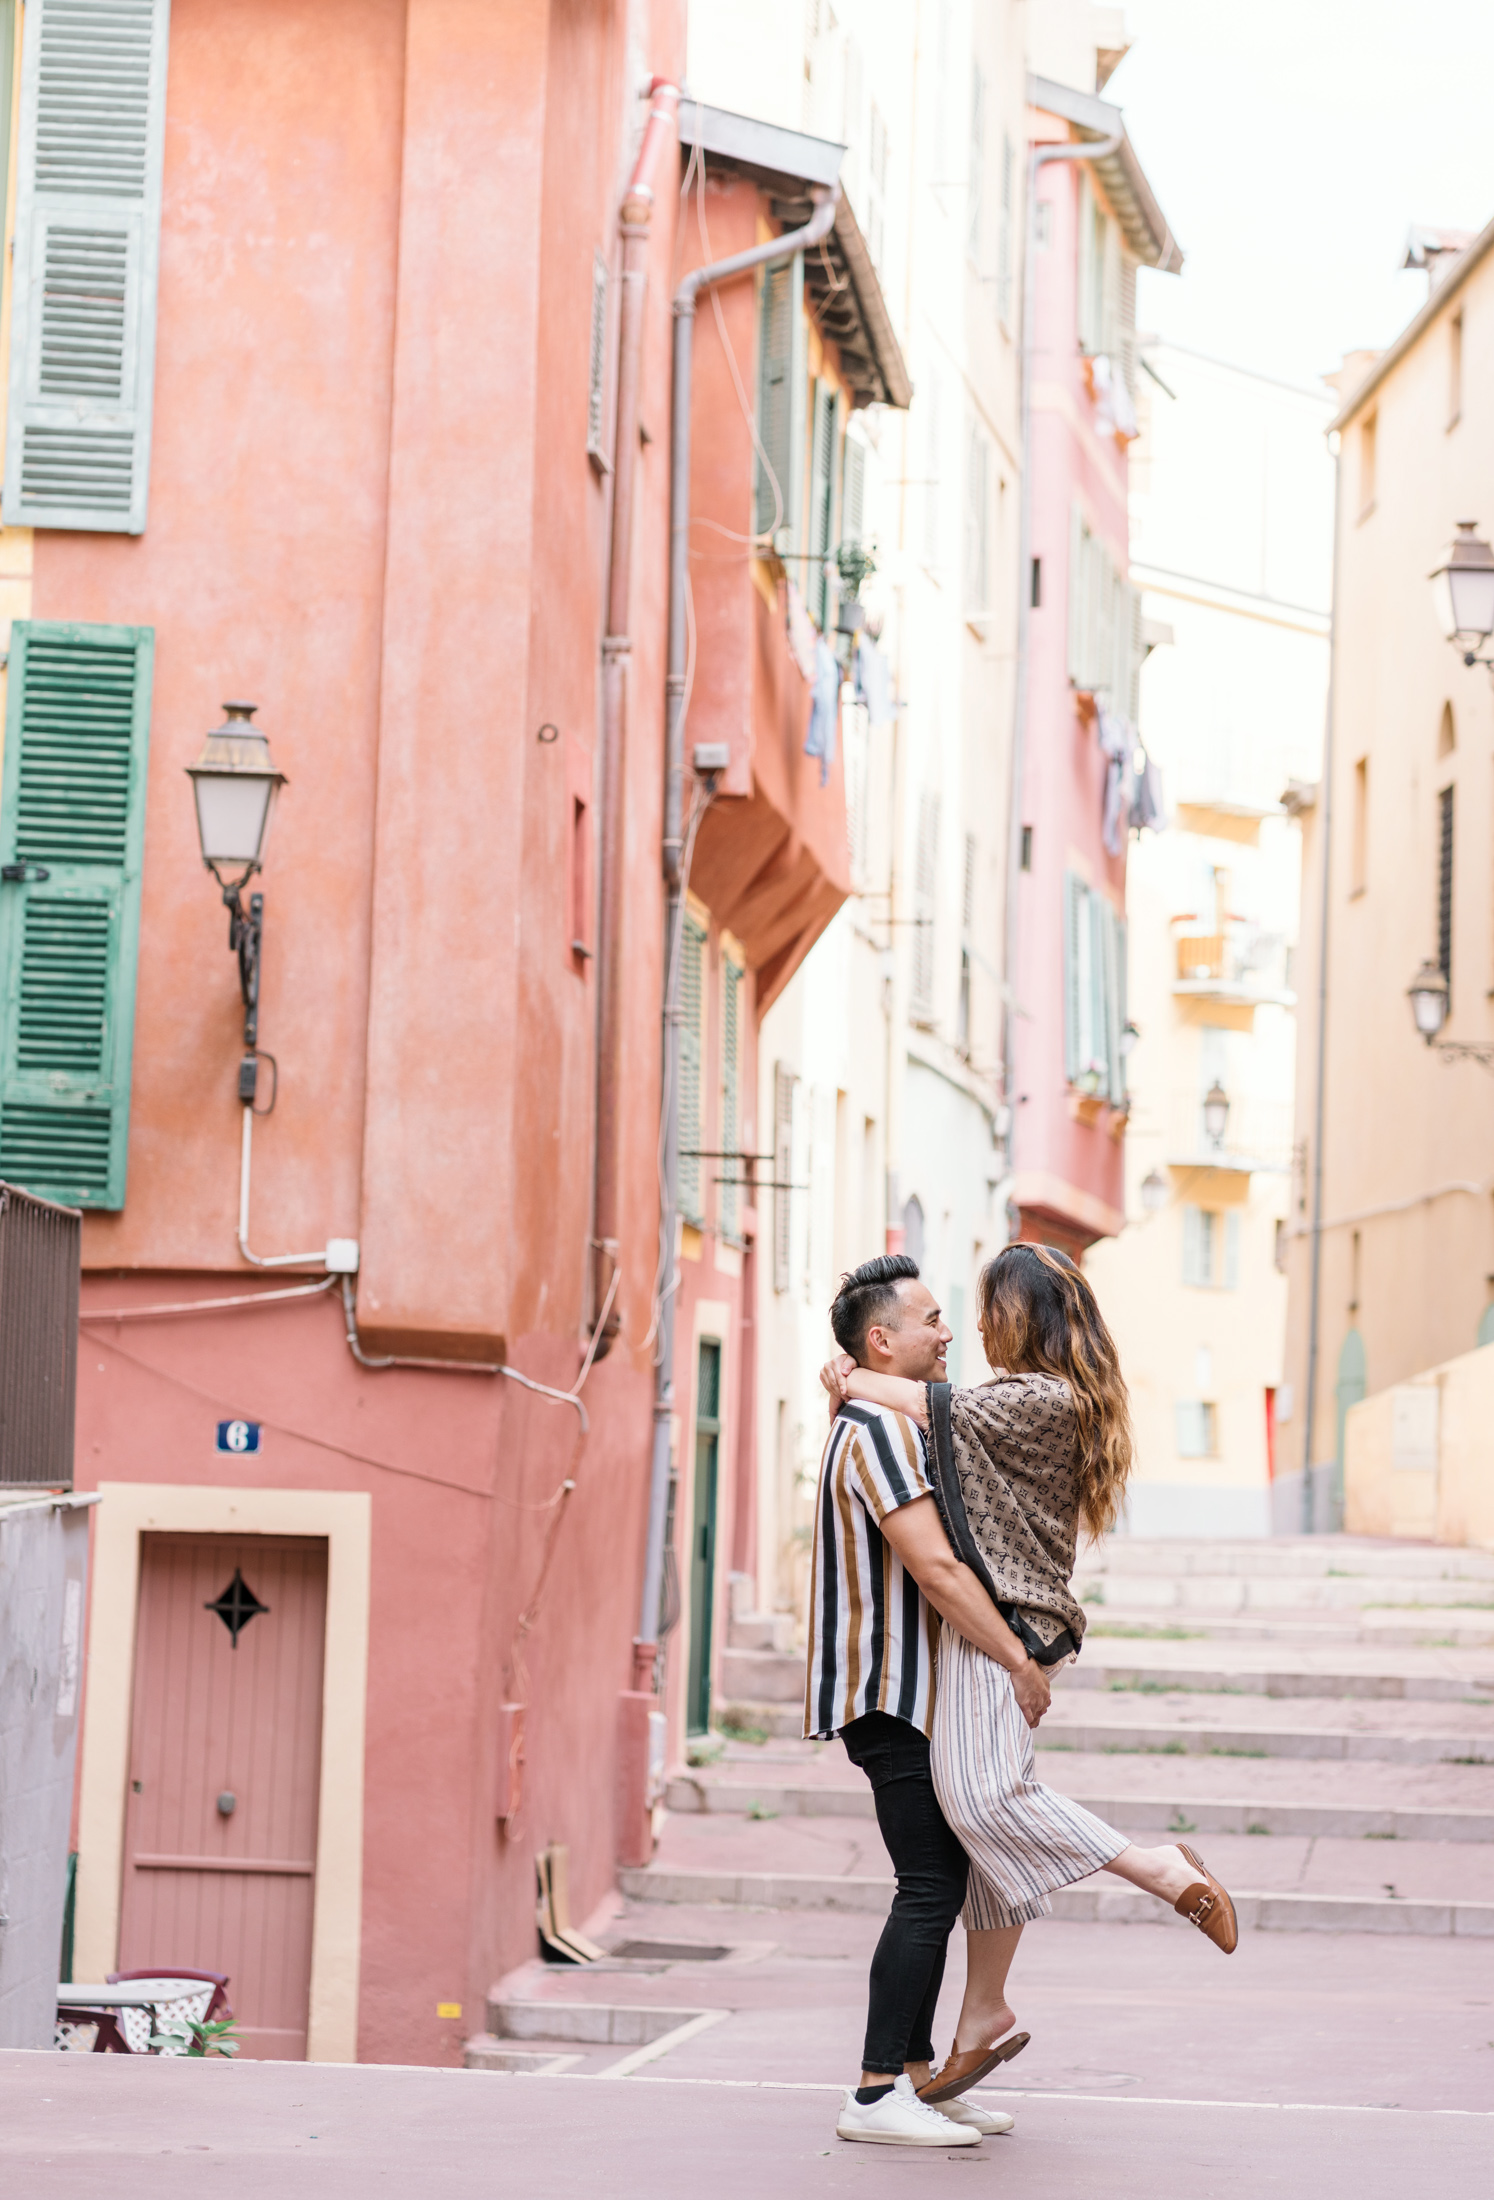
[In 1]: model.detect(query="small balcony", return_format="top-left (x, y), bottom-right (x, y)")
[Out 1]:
top-left (1165, 1092), bottom-right (1295, 1179)
top-left (1173, 926), bottom-right (1294, 1008)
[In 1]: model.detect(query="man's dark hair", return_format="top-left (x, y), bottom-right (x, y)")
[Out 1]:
top-left (829, 1253), bottom-right (920, 1363)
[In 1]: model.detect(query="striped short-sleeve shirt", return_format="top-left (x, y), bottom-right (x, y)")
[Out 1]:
top-left (803, 1402), bottom-right (941, 1740)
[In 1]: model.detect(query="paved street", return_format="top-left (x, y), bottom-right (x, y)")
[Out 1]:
top-left (7, 1536), bottom-right (1491, 2193)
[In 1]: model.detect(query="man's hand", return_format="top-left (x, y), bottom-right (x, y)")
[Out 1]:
top-left (1008, 1655), bottom-right (1051, 1729)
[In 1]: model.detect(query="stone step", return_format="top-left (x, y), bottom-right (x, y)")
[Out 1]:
top-left (665, 1771), bottom-right (1494, 1844)
top-left (718, 1648), bottom-right (804, 1704)
top-left (1082, 1610), bottom-right (1494, 1649)
top-left (1079, 1575), bottom-right (1494, 1615)
top-left (1079, 1536), bottom-right (1494, 1583)
top-left (618, 1862), bottom-right (1494, 1938)
top-left (725, 1612), bottom-right (795, 1655)
top-left (1037, 1711), bottom-right (1494, 1765)
top-left (1061, 1637), bottom-right (1494, 1702)
top-left (716, 1699), bottom-right (807, 1740)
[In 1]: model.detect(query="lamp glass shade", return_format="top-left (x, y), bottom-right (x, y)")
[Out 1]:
top-left (1202, 1081), bottom-right (1230, 1143)
top-left (1430, 524), bottom-right (1494, 648)
top-left (185, 704), bottom-right (287, 874)
top-left (1408, 959), bottom-right (1449, 1041)
top-left (1140, 1168), bottom-right (1168, 1214)
top-left (192, 769), bottom-right (278, 866)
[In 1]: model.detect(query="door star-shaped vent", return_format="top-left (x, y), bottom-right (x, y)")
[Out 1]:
top-left (205, 1568), bottom-right (270, 1646)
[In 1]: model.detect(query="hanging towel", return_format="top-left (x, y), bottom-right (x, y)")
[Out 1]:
top-left (804, 638), bottom-right (841, 787)
top-left (1097, 708), bottom-right (1131, 857)
top-left (785, 579), bottom-right (819, 681)
top-left (854, 634), bottom-right (894, 726)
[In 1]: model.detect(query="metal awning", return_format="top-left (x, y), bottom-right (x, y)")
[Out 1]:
top-left (678, 100), bottom-right (912, 410)
top-left (1027, 73), bottom-right (1183, 275)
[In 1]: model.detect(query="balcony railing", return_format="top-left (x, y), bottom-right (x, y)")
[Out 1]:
top-left (1165, 1094), bottom-right (1295, 1176)
top-left (1173, 926), bottom-right (1293, 1004)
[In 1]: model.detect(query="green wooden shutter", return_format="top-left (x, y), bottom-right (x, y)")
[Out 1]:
top-left (0, 621), bottom-right (153, 1206)
top-left (720, 956), bottom-right (741, 1243)
top-left (677, 916), bottom-right (706, 1225)
top-left (3, 0), bottom-right (172, 534)
top-left (754, 255), bottom-right (805, 549)
top-left (1062, 870), bottom-right (1085, 1083)
top-left (842, 432), bottom-right (865, 545)
top-left (807, 380), bottom-right (838, 627)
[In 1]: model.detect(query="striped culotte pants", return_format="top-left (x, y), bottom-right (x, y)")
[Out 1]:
top-left (932, 1620), bottom-right (1128, 1929)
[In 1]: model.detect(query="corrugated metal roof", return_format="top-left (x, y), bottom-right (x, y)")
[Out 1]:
top-left (1027, 73), bottom-right (1183, 276)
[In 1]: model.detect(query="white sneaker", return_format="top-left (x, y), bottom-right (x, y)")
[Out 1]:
top-left (938, 2095), bottom-right (1015, 2136)
top-left (836, 2073), bottom-right (981, 2147)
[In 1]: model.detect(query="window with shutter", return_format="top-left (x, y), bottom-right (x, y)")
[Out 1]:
top-left (0, 621), bottom-right (153, 1206)
top-left (911, 789), bottom-right (939, 1020)
top-left (4, 0), bottom-right (171, 535)
top-left (1062, 870), bottom-right (1085, 1083)
top-left (807, 380), bottom-right (839, 628)
top-left (677, 917), bottom-right (707, 1225)
top-left (841, 431), bottom-right (865, 546)
top-left (720, 956), bottom-right (742, 1243)
top-left (754, 256), bottom-right (805, 548)
top-left (1182, 1207), bottom-right (1217, 1289)
top-left (772, 1063), bottom-right (795, 1293)
top-left (997, 132), bottom-right (1014, 327)
top-left (1223, 1211), bottom-right (1241, 1291)
top-left (1107, 909), bottom-right (1128, 1103)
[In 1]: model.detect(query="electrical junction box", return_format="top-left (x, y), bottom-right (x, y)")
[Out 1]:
top-left (324, 1239), bottom-right (360, 1273)
top-left (693, 742), bottom-right (729, 772)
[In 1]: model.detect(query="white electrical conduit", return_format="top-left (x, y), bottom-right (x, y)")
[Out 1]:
top-left (238, 1103), bottom-right (331, 1268)
top-left (81, 1277), bottom-right (338, 1323)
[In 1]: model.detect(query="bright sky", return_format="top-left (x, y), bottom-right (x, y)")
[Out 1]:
top-left (1106, 0), bottom-right (1494, 392)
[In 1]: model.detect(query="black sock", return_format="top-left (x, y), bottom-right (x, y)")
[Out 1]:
top-left (854, 2083), bottom-right (896, 2105)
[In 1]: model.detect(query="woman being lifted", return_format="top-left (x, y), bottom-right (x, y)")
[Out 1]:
top-left (823, 1241), bottom-right (1237, 2105)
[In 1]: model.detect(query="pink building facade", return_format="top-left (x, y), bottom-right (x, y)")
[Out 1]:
top-left (0, 3), bottom-right (892, 2065)
top-left (1010, 77), bottom-right (1179, 1257)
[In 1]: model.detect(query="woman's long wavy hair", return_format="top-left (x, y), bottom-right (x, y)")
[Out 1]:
top-left (975, 1242), bottom-right (1133, 1537)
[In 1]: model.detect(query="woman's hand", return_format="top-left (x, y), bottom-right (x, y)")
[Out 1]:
top-left (819, 1353), bottom-right (857, 1414)
top-left (1008, 1655), bottom-right (1052, 1729)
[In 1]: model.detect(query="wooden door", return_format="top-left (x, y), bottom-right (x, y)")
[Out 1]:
top-left (686, 1340), bottom-right (721, 1737)
top-left (119, 1534), bottom-right (327, 2059)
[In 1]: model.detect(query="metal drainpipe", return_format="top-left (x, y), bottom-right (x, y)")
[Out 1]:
top-left (594, 79), bottom-right (681, 1336)
top-left (1001, 133), bottom-right (1121, 1199)
top-left (1299, 444), bottom-right (1343, 1533)
top-left (634, 181), bottom-right (840, 1668)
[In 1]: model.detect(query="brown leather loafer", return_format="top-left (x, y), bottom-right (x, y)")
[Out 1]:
top-left (1173, 1843), bottom-right (1238, 1953)
top-left (916, 2033), bottom-right (1030, 2103)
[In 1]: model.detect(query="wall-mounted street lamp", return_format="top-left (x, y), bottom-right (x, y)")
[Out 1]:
top-left (185, 703), bottom-right (287, 1050)
top-left (1430, 522), bottom-right (1494, 666)
top-left (1406, 955), bottom-right (1494, 1069)
top-left (1202, 1080), bottom-right (1230, 1146)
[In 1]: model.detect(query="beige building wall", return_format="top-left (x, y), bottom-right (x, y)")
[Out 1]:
top-left (1284, 218), bottom-right (1494, 1518)
top-left (1344, 1342), bottom-right (1494, 1550)
top-left (1086, 342), bottom-right (1334, 1536)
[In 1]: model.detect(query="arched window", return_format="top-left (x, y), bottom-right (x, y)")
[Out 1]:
top-left (902, 1195), bottom-right (925, 1269)
top-left (1477, 1302), bottom-right (1494, 1350)
top-left (1438, 701), bottom-right (1456, 757)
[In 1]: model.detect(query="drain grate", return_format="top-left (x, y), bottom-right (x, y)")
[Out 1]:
top-left (608, 1940), bottom-right (731, 1962)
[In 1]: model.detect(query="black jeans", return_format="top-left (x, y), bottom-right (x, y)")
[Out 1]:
top-left (841, 1710), bottom-right (969, 2076)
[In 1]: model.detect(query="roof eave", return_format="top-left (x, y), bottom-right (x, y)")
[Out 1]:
top-left (679, 100), bottom-right (911, 411)
top-left (1027, 72), bottom-right (1183, 275)
top-left (1329, 208), bottom-right (1494, 431)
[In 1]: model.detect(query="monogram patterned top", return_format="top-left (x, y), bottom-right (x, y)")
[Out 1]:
top-left (941, 1374), bottom-right (1087, 1652)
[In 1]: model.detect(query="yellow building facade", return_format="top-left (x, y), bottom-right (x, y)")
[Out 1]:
top-left (1286, 217), bottom-right (1494, 1527)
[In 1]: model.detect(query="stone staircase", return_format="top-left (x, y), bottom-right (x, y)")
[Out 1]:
top-left (644, 1537), bottom-right (1494, 1938)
